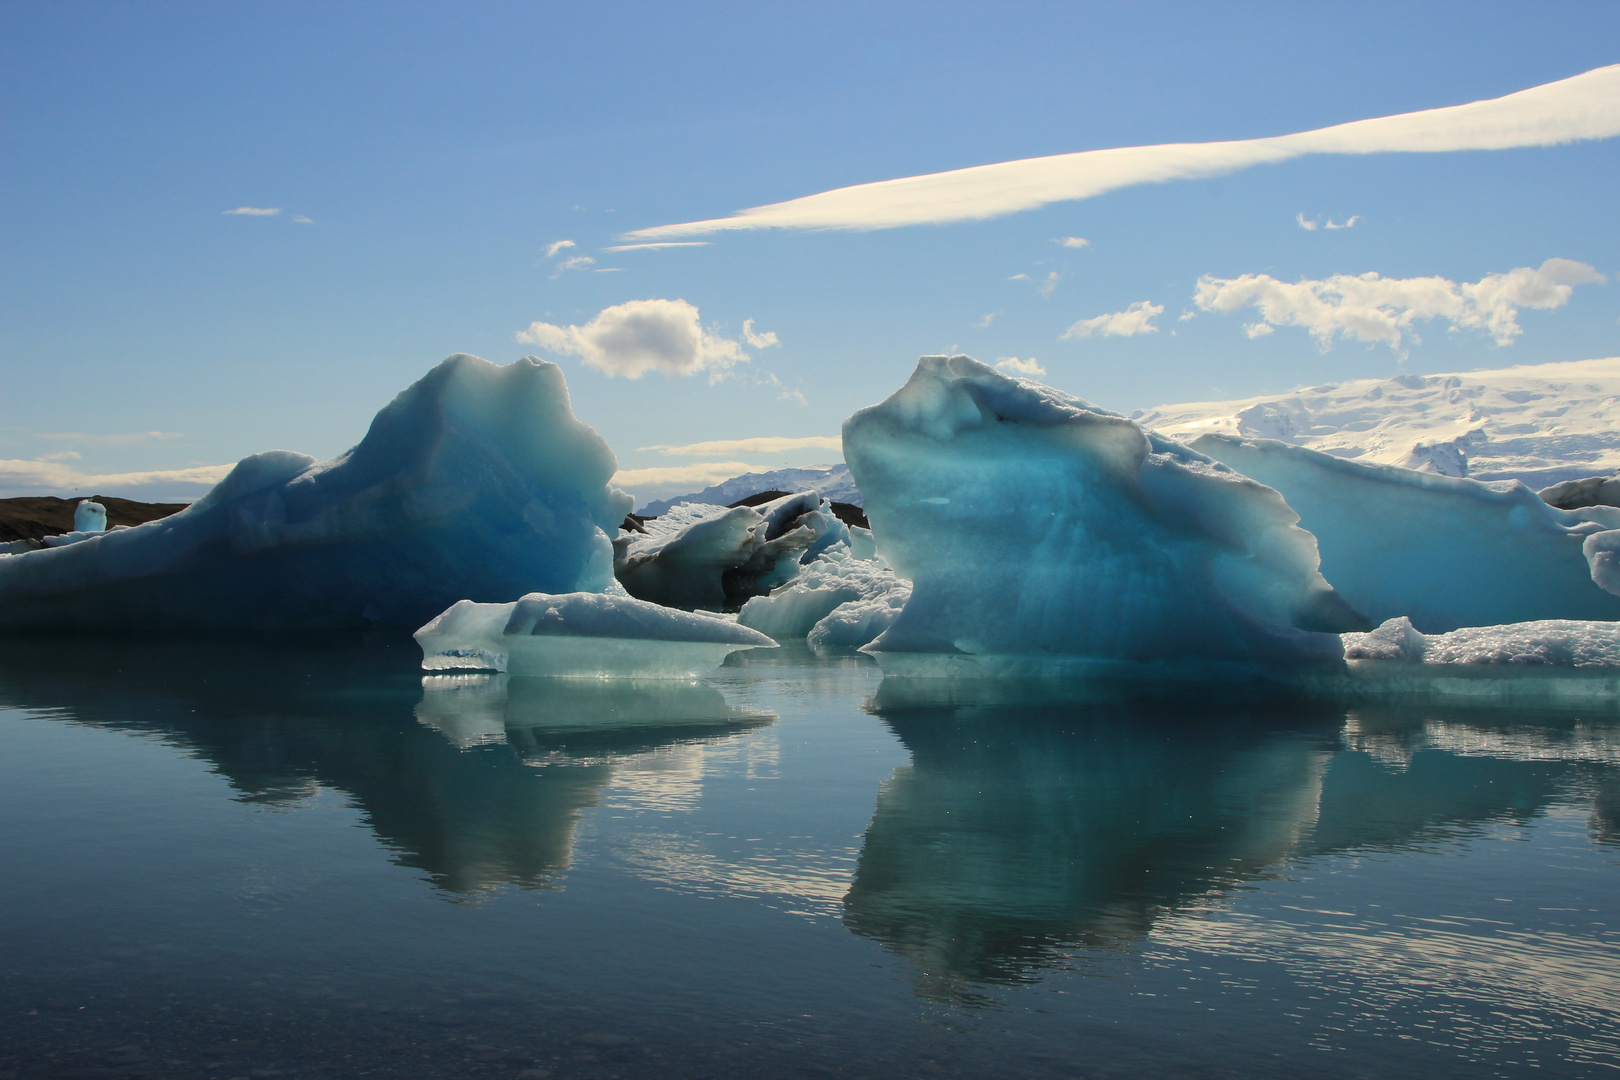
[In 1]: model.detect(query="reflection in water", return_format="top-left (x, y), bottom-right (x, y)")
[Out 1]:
top-left (0, 635), bottom-right (771, 895)
top-left (847, 679), bottom-right (1620, 999)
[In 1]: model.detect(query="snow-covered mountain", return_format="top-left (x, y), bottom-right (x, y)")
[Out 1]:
top-left (1136, 357), bottom-right (1620, 488)
top-left (637, 464), bottom-right (860, 516)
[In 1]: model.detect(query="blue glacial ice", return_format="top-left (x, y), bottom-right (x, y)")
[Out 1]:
top-left (1191, 434), bottom-right (1620, 630)
top-left (416, 591), bottom-right (776, 677)
top-left (0, 354), bottom-right (632, 630)
top-left (73, 500), bottom-right (107, 533)
top-left (843, 356), bottom-right (1369, 678)
top-left (738, 546), bottom-right (912, 650)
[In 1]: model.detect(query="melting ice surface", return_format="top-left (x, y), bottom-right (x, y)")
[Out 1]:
top-left (3, 635), bottom-right (1620, 1079)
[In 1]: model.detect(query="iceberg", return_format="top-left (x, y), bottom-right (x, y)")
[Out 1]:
top-left (0, 355), bottom-right (632, 631)
top-left (738, 546), bottom-right (912, 650)
top-left (614, 491), bottom-right (848, 611)
top-left (415, 591), bottom-right (776, 678)
top-left (73, 499), bottom-right (107, 533)
top-left (1192, 434), bottom-right (1620, 630)
top-left (843, 356), bottom-right (1367, 678)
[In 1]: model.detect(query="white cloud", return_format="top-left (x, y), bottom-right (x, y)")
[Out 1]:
top-left (741, 319), bottom-right (780, 348)
top-left (1301, 212), bottom-right (1360, 230)
top-left (551, 254), bottom-right (596, 278)
top-left (639, 436), bottom-right (841, 457)
top-left (1011, 271), bottom-right (1060, 298)
top-left (1056, 236), bottom-right (1090, 249)
top-left (517, 298), bottom-right (751, 380)
top-left (779, 389), bottom-right (808, 405)
top-left (612, 461), bottom-right (763, 490)
top-left (1194, 257), bottom-right (1605, 350)
top-left (1062, 301), bottom-right (1165, 340)
top-left (544, 239), bottom-right (576, 258)
top-left (1297, 213), bottom-right (1321, 231)
top-left (223, 207), bottom-right (280, 216)
top-left (1244, 322), bottom-right (1275, 339)
top-left (624, 65), bottom-right (1620, 239)
top-left (1178, 309), bottom-right (1197, 321)
top-left (1325, 215), bottom-right (1360, 230)
top-left (0, 459), bottom-right (233, 499)
top-left (995, 357), bottom-right (1047, 376)
top-left (37, 430), bottom-right (184, 446)
top-left (603, 241), bottom-right (712, 252)
top-left (974, 312), bottom-right (999, 328)
top-left (292, 215), bottom-right (315, 224)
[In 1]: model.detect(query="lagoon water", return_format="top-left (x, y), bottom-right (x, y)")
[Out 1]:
top-left (2, 637), bottom-right (1617, 1079)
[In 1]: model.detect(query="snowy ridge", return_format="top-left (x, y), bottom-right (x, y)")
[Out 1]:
top-left (638, 464), bottom-right (860, 516)
top-left (1137, 357), bottom-right (1620, 488)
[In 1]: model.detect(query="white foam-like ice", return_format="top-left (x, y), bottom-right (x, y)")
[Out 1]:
top-left (416, 591), bottom-right (776, 678)
top-left (738, 546), bottom-right (912, 649)
top-left (0, 354), bottom-right (632, 630)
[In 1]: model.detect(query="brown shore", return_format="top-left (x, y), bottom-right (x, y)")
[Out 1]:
top-left (0, 496), bottom-right (188, 543)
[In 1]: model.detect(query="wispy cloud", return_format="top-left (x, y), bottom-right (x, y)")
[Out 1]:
top-left (995, 357), bottom-right (1047, 376)
top-left (1194, 257), bottom-right (1605, 351)
top-left (1296, 212), bottom-right (1320, 231)
top-left (544, 239), bottom-right (577, 258)
top-left (551, 254), bottom-right (597, 278)
top-left (1062, 301), bottom-right (1164, 339)
top-left (603, 241), bottom-right (712, 252)
top-left (1055, 236), bottom-right (1090, 249)
top-left (1325, 215), bottom-right (1360, 230)
top-left (741, 319), bottom-right (780, 348)
top-left (624, 65), bottom-right (1620, 239)
top-left (517, 298), bottom-right (751, 380)
top-left (638, 436), bottom-right (841, 457)
top-left (1299, 212), bottom-right (1360, 230)
top-left (974, 312), bottom-right (999, 328)
top-left (778, 389), bottom-right (808, 405)
top-left (292, 215), bottom-right (315, 224)
top-left (1010, 271), bottom-right (1060, 298)
top-left (612, 461), bottom-right (764, 490)
top-left (223, 207), bottom-right (280, 216)
top-left (36, 431), bottom-right (184, 446)
top-left (0, 459), bottom-right (232, 499)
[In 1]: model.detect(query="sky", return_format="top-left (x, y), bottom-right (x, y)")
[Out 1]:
top-left (2, 1), bottom-right (1618, 504)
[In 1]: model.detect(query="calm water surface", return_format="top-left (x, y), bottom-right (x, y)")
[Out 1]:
top-left (1, 636), bottom-right (1617, 1079)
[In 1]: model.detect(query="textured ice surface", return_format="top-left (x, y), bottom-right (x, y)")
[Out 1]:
top-left (637, 464), bottom-right (861, 515)
top-left (73, 500), bottom-right (107, 533)
top-left (1138, 356), bottom-right (1620, 487)
top-left (738, 546), bottom-right (912, 649)
top-left (0, 354), bottom-right (632, 630)
top-left (1194, 434), bottom-right (1620, 630)
top-left (416, 591), bottom-right (776, 677)
top-left (1344, 616), bottom-right (1620, 666)
top-left (615, 491), bottom-right (848, 610)
top-left (844, 356), bottom-right (1366, 677)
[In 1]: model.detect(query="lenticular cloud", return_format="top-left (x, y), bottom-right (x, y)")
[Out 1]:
top-left (624, 65), bottom-right (1620, 239)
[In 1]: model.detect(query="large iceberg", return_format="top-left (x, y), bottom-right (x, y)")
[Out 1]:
top-left (614, 491), bottom-right (848, 611)
top-left (843, 356), bottom-right (1368, 678)
top-left (0, 355), bottom-right (631, 631)
top-left (1192, 435), bottom-right (1620, 630)
top-left (737, 546), bottom-right (912, 650)
top-left (416, 591), bottom-right (776, 678)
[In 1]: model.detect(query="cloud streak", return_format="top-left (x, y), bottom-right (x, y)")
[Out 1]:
top-left (1062, 301), bottom-right (1164, 339)
top-left (1194, 257), bottom-right (1605, 351)
top-left (625, 65), bottom-right (1620, 239)
top-left (638, 436), bottom-right (841, 457)
top-left (223, 207), bottom-right (280, 216)
top-left (612, 461), bottom-right (764, 491)
top-left (0, 459), bottom-right (232, 499)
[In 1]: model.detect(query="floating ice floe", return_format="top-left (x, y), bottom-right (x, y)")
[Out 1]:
top-left (1193, 435), bottom-right (1620, 630)
top-left (615, 491), bottom-right (848, 610)
top-left (843, 355), bottom-right (1369, 678)
top-left (0, 355), bottom-right (631, 631)
top-left (738, 546), bottom-right (911, 650)
top-left (73, 500), bottom-right (107, 533)
top-left (415, 591), bottom-right (777, 678)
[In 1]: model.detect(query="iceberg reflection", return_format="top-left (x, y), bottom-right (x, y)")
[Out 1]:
top-left (847, 679), bottom-right (1620, 998)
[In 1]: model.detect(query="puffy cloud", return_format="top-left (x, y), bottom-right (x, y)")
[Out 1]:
top-left (543, 239), bottom-right (576, 258)
top-left (1244, 322), bottom-right (1275, 339)
top-left (1062, 301), bottom-right (1165, 340)
top-left (223, 207), bottom-right (279, 216)
top-left (741, 319), bottom-right (780, 348)
top-left (517, 298), bottom-right (752, 380)
top-left (624, 65), bottom-right (1620, 239)
top-left (639, 436), bottom-right (841, 457)
top-left (1056, 236), bottom-right (1090, 249)
top-left (0, 459), bottom-right (232, 499)
top-left (1194, 258), bottom-right (1605, 350)
top-left (995, 357), bottom-right (1047, 376)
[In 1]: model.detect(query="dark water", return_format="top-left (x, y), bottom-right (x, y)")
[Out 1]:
top-left (2, 637), bottom-right (1617, 1080)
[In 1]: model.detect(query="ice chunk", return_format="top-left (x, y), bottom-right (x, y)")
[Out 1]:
top-left (615, 490), bottom-right (848, 610)
top-left (73, 500), bottom-right (107, 533)
top-left (0, 355), bottom-right (633, 630)
top-left (1192, 434), bottom-right (1620, 630)
top-left (415, 591), bottom-right (776, 678)
top-left (844, 356), bottom-right (1366, 677)
top-left (1541, 474), bottom-right (1620, 510)
top-left (1344, 616), bottom-right (1620, 666)
top-left (737, 546), bottom-right (911, 650)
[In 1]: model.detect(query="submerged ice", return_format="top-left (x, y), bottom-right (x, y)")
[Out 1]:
top-left (0, 354), bottom-right (631, 630)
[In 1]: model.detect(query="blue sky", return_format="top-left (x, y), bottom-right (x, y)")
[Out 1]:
top-left (2, 1), bottom-right (1617, 502)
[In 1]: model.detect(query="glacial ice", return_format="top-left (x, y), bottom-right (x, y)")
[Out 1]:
top-left (615, 491), bottom-right (849, 610)
top-left (415, 591), bottom-right (776, 678)
top-left (0, 354), bottom-right (633, 630)
top-left (73, 500), bottom-right (107, 533)
top-left (637, 464), bottom-right (862, 516)
top-left (1343, 616), bottom-right (1620, 666)
top-left (737, 546), bottom-right (912, 649)
top-left (843, 356), bottom-right (1368, 677)
top-left (1192, 434), bottom-right (1620, 630)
